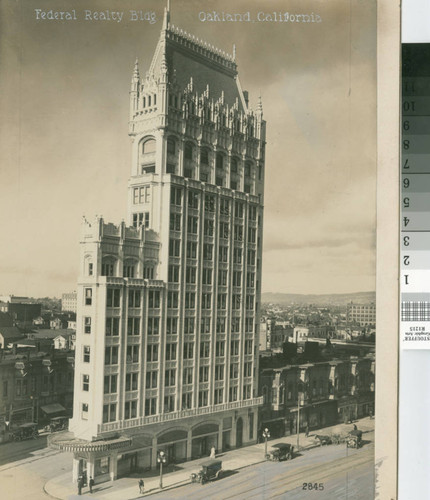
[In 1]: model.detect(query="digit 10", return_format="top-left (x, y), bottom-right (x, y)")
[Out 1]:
top-left (403, 101), bottom-right (415, 112)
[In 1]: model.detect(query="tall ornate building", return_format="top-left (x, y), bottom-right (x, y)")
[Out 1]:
top-left (63, 8), bottom-right (266, 483)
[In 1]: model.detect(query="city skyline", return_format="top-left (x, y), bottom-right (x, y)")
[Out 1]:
top-left (0, 0), bottom-right (376, 297)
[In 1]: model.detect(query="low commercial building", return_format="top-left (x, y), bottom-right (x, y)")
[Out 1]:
top-left (259, 354), bottom-right (375, 439)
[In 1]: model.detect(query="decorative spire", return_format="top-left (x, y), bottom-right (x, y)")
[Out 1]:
top-left (132, 58), bottom-right (140, 81)
top-left (257, 94), bottom-right (263, 114)
top-left (162, 0), bottom-right (171, 30)
top-left (233, 44), bottom-right (236, 61)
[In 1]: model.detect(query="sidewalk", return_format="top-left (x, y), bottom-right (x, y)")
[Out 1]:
top-left (44, 417), bottom-right (374, 500)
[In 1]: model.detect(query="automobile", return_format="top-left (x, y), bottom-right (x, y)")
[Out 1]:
top-left (44, 416), bottom-right (69, 433)
top-left (190, 459), bottom-right (223, 484)
top-left (347, 429), bottom-right (363, 448)
top-left (268, 443), bottom-right (294, 461)
top-left (11, 423), bottom-right (39, 441)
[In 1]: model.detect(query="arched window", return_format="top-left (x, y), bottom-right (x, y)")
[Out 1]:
top-left (184, 142), bottom-right (193, 161)
top-left (142, 138), bottom-right (156, 155)
top-left (216, 153), bottom-right (224, 170)
top-left (167, 138), bottom-right (176, 155)
top-left (101, 257), bottom-right (116, 277)
top-left (231, 158), bottom-right (238, 173)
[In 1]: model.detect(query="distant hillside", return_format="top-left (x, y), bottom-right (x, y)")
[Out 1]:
top-left (262, 291), bottom-right (376, 306)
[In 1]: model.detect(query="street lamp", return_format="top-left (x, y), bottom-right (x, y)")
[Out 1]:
top-left (262, 428), bottom-right (270, 459)
top-left (157, 450), bottom-right (167, 489)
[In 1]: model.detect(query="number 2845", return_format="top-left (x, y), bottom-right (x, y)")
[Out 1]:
top-left (302, 483), bottom-right (324, 491)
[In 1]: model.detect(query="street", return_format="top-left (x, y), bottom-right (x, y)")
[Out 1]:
top-left (155, 438), bottom-right (374, 500)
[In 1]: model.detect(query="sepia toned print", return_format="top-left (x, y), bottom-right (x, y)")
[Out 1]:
top-left (0, 0), bottom-right (383, 498)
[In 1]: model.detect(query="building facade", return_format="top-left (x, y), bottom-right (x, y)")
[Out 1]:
top-left (62, 292), bottom-right (77, 313)
top-left (346, 302), bottom-right (376, 327)
top-left (65, 8), bottom-right (265, 483)
top-left (259, 354), bottom-right (375, 439)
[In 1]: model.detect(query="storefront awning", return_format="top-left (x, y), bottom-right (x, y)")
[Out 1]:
top-left (40, 403), bottom-right (66, 415)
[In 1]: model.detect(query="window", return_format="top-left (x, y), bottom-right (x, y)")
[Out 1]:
top-left (167, 291), bottom-right (178, 309)
top-left (231, 158), bottom-right (238, 173)
top-left (243, 384), bottom-right (252, 400)
top-left (105, 346), bottom-right (119, 365)
top-left (200, 171), bottom-right (208, 182)
top-left (165, 343), bottom-right (177, 361)
top-left (199, 366), bottom-right (209, 382)
top-left (126, 373), bottom-right (139, 391)
top-left (246, 317), bottom-right (254, 333)
top-left (183, 367), bottom-right (193, 385)
top-left (200, 317), bottom-right (211, 334)
top-left (187, 241), bottom-right (197, 259)
top-left (231, 317), bottom-right (240, 333)
top-left (106, 288), bottom-right (120, 308)
top-left (214, 388), bottom-right (224, 404)
top-left (171, 187), bottom-right (182, 206)
top-left (231, 340), bottom-right (239, 356)
top-left (247, 249), bottom-right (256, 265)
top-left (84, 317), bottom-right (92, 334)
top-left (201, 293), bottom-right (211, 309)
top-left (245, 339), bottom-right (253, 355)
top-left (126, 345), bottom-right (139, 363)
top-left (3, 380), bottom-right (8, 398)
top-left (216, 340), bottom-right (225, 357)
top-left (129, 290), bottom-right (141, 308)
top-left (142, 138), bottom-right (156, 154)
top-left (148, 317), bottom-right (159, 335)
top-left (245, 163), bottom-right (252, 177)
top-left (198, 390), bottom-right (209, 407)
top-left (200, 149), bottom-right (209, 165)
top-left (229, 386), bottom-right (238, 402)
top-left (164, 395), bottom-right (175, 413)
top-left (184, 317), bottom-right (195, 334)
top-left (166, 163), bottom-right (176, 174)
top-left (102, 261), bottom-right (115, 276)
top-left (183, 342), bottom-right (194, 359)
top-left (232, 294), bottom-right (241, 310)
top-left (200, 341), bottom-right (210, 358)
top-left (167, 138), bottom-right (176, 154)
top-left (147, 344), bottom-right (158, 362)
top-left (182, 392), bottom-right (192, 410)
top-left (165, 369), bottom-right (176, 387)
top-left (204, 219), bottom-right (214, 236)
top-left (248, 227), bottom-right (256, 243)
top-left (217, 294), bottom-right (227, 310)
top-left (187, 216), bottom-right (198, 234)
top-left (168, 265), bottom-right (180, 283)
top-left (82, 403), bottom-right (89, 419)
top-left (88, 263), bottom-right (93, 276)
top-left (230, 180), bottom-right (238, 190)
top-left (83, 346), bottom-right (90, 363)
top-left (246, 295), bottom-right (254, 310)
top-left (186, 267), bottom-right (196, 284)
top-left (124, 263), bottom-right (136, 278)
top-left (82, 374), bottom-right (90, 392)
top-left (244, 362), bottom-right (252, 378)
top-left (202, 268), bottom-right (212, 285)
top-left (215, 364), bottom-right (224, 381)
top-left (169, 239), bottom-right (180, 257)
top-left (219, 222), bottom-right (229, 239)
top-left (249, 205), bottom-right (257, 221)
top-left (104, 375), bottom-right (118, 394)
top-left (132, 212), bottom-right (150, 229)
top-left (233, 271), bottom-right (242, 287)
top-left (102, 403), bottom-right (116, 423)
top-left (124, 400), bottom-right (137, 420)
top-left (133, 186), bottom-right (151, 204)
top-left (188, 191), bottom-right (199, 209)
top-left (144, 266), bottom-right (154, 279)
top-left (247, 272), bottom-right (255, 288)
top-left (203, 244), bottom-right (213, 261)
top-left (184, 143), bottom-right (193, 160)
top-left (205, 194), bottom-right (215, 212)
top-left (235, 202), bottom-right (244, 218)
top-left (170, 213), bottom-right (181, 231)
top-left (216, 153), bottom-right (224, 170)
top-left (166, 317), bottom-right (178, 335)
top-left (220, 199), bottom-right (230, 215)
top-left (219, 245), bottom-right (228, 262)
top-left (148, 291), bottom-right (160, 308)
top-left (185, 292), bottom-right (196, 309)
top-left (145, 397), bottom-right (157, 415)
top-left (218, 269), bottom-right (227, 286)
top-left (85, 288), bottom-right (92, 306)
top-left (216, 176), bottom-right (223, 187)
top-left (234, 225), bottom-right (243, 242)
top-left (146, 371), bottom-right (158, 389)
top-left (127, 317), bottom-right (140, 336)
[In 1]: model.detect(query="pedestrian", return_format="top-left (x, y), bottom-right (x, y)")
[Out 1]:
top-left (89, 476), bottom-right (94, 493)
top-left (138, 478), bottom-right (144, 494)
top-left (210, 446), bottom-right (216, 458)
top-left (77, 477), bottom-right (83, 496)
top-left (353, 424), bottom-right (357, 431)
top-left (305, 424), bottom-right (309, 438)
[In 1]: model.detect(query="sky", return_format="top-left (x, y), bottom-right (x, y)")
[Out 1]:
top-left (0, 0), bottom-right (376, 297)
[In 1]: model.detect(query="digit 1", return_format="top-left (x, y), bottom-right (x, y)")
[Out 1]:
top-left (404, 275), bottom-right (409, 285)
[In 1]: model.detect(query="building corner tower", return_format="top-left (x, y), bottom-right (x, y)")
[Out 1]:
top-left (62, 6), bottom-right (266, 483)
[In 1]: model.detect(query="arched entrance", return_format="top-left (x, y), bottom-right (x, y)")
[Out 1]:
top-left (236, 417), bottom-right (243, 448)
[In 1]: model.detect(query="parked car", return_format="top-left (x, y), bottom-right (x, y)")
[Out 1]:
top-left (268, 443), bottom-right (294, 461)
top-left (190, 459), bottom-right (223, 484)
top-left (44, 416), bottom-right (68, 433)
top-left (11, 423), bottom-right (38, 441)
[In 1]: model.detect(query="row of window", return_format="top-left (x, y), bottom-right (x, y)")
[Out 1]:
top-left (99, 384), bottom-right (253, 423)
